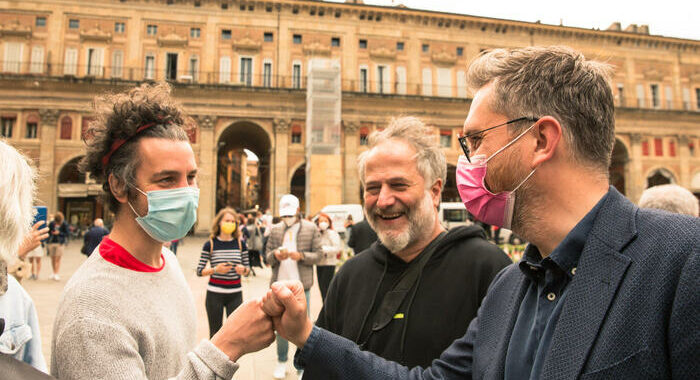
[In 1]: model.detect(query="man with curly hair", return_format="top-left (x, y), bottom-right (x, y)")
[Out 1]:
top-left (51, 82), bottom-right (274, 379)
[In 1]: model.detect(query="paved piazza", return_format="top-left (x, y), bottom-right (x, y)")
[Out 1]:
top-left (21, 237), bottom-right (324, 379)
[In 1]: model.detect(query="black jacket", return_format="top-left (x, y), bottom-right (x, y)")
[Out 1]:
top-left (307, 225), bottom-right (511, 377)
top-left (346, 219), bottom-right (378, 253)
top-left (82, 226), bottom-right (109, 256)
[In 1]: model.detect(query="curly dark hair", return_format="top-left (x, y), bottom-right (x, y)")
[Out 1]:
top-left (78, 82), bottom-right (195, 213)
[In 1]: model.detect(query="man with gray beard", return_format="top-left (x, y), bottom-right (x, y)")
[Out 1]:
top-left (302, 117), bottom-right (511, 377)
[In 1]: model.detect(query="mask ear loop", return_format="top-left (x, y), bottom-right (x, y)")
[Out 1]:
top-left (484, 122), bottom-right (537, 164)
top-left (513, 167), bottom-right (537, 192)
top-left (127, 184), bottom-right (149, 218)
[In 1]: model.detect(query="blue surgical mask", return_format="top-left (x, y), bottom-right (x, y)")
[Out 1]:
top-left (128, 185), bottom-right (200, 243)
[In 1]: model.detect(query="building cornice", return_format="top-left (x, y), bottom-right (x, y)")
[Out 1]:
top-left (302, 41), bottom-right (331, 57)
top-left (235, 0), bottom-right (699, 51)
top-left (158, 32), bottom-right (188, 47)
top-left (233, 36), bottom-right (262, 52)
top-left (9, 1), bottom-right (698, 50)
top-left (0, 19), bottom-right (32, 39)
top-left (80, 26), bottom-right (112, 43)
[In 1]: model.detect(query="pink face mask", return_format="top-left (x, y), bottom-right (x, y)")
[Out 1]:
top-left (456, 124), bottom-right (537, 229)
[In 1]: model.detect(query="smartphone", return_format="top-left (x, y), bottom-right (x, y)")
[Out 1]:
top-left (33, 206), bottom-right (48, 243)
top-left (33, 205), bottom-right (47, 227)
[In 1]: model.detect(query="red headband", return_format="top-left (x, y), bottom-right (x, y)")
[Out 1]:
top-left (101, 122), bottom-right (157, 167)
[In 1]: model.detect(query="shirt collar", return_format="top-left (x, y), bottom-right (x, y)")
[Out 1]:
top-left (519, 190), bottom-right (610, 280)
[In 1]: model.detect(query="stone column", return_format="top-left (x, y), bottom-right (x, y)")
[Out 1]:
top-left (273, 118), bottom-right (290, 215)
top-left (195, 115), bottom-right (217, 234)
top-left (624, 57), bottom-right (636, 108)
top-left (629, 133), bottom-right (645, 203)
top-left (37, 109), bottom-right (60, 211)
top-left (343, 121), bottom-right (361, 204)
top-left (678, 135), bottom-right (690, 188)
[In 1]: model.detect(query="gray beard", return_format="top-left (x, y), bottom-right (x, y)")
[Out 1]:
top-left (366, 191), bottom-right (435, 253)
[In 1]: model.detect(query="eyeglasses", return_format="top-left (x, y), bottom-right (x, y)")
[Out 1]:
top-left (458, 117), bottom-right (539, 162)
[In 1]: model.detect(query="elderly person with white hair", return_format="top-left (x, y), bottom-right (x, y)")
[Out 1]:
top-left (0, 139), bottom-right (47, 372)
top-left (639, 184), bottom-right (699, 217)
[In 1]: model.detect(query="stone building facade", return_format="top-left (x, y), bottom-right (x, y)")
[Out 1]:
top-left (1, 0), bottom-right (699, 233)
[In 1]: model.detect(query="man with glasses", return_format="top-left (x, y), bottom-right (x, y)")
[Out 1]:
top-left (260, 46), bottom-right (699, 379)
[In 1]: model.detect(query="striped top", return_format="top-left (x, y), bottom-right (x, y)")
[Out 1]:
top-left (196, 237), bottom-right (249, 294)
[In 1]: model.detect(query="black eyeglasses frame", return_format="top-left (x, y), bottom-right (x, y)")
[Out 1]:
top-left (458, 116), bottom-right (540, 162)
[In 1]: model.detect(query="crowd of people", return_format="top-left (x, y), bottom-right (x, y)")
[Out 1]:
top-left (0, 45), bottom-right (698, 379)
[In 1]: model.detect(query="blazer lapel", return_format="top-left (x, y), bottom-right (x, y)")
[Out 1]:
top-left (541, 188), bottom-right (637, 379)
top-left (485, 272), bottom-right (529, 378)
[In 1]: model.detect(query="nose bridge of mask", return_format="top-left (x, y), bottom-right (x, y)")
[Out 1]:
top-left (484, 123), bottom-right (536, 164)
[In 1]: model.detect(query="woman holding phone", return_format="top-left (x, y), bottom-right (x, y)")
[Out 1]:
top-left (196, 208), bottom-right (251, 337)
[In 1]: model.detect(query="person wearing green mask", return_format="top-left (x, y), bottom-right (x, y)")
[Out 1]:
top-left (197, 208), bottom-right (251, 337)
top-left (51, 82), bottom-right (274, 379)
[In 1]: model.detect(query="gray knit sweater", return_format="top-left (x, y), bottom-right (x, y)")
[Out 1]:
top-left (51, 246), bottom-right (239, 379)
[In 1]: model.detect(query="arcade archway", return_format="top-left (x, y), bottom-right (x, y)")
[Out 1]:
top-left (290, 163), bottom-right (306, 214)
top-left (56, 156), bottom-right (107, 230)
top-left (609, 139), bottom-right (629, 196)
top-left (646, 168), bottom-right (676, 188)
top-left (216, 121), bottom-right (271, 212)
top-left (442, 164), bottom-right (460, 202)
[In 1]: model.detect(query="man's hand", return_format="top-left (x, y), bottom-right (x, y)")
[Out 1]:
top-left (234, 264), bottom-right (248, 275)
top-left (261, 281), bottom-right (314, 348)
top-left (211, 298), bottom-right (275, 362)
top-left (17, 221), bottom-right (49, 259)
top-left (288, 251), bottom-right (302, 261)
top-left (274, 249), bottom-right (289, 261)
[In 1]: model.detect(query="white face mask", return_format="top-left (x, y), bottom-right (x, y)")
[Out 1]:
top-left (282, 216), bottom-right (296, 227)
top-left (319, 222), bottom-right (329, 231)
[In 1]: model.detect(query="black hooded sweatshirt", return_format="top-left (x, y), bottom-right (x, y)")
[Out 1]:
top-left (306, 225), bottom-right (511, 377)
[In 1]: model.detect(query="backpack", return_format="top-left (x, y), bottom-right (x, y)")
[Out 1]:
top-left (248, 225), bottom-right (264, 252)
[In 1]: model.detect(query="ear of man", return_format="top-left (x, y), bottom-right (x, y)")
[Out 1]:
top-left (530, 116), bottom-right (562, 169)
top-left (108, 173), bottom-right (129, 204)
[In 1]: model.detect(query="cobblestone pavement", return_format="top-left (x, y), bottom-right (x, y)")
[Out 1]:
top-left (21, 237), bottom-right (324, 379)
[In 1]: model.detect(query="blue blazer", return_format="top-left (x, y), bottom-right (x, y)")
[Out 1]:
top-left (296, 188), bottom-right (699, 379)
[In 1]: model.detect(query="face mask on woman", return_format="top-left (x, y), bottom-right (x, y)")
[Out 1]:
top-left (220, 222), bottom-right (237, 235)
top-left (319, 221), bottom-right (329, 231)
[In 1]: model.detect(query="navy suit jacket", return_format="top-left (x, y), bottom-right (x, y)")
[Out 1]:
top-left (297, 188), bottom-right (699, 379)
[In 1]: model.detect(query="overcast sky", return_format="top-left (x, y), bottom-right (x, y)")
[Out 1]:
top-left (327, 0), bottom-right (700, 41)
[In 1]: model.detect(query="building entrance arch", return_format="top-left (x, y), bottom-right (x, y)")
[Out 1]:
top-left (609, 138), bottom-right (630, 196)
top-left (290, 163), bottom-right (306, 214)
top-left (216, 121), bottom-right (271, 213)
top-left (56, 156), bottom-right (107, 231)
top-left (646, 167), bottom-right (676, 188)
top-left (443, 164), bottom-right (459, 202)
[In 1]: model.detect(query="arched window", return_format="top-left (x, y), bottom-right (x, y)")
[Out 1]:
top-left (60, 116), bottom-right (73, 140)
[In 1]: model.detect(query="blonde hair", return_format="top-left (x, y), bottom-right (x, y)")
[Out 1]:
top-left (0, 140), bottom-right (36, 263)
top-left (210, 207), bottom-right (239, 239)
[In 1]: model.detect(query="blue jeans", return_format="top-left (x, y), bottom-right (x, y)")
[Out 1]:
top-left (276, 289), bottom-right (310, 362)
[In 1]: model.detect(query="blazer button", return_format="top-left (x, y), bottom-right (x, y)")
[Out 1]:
top-left (547, 292), bottom-right (556, 301)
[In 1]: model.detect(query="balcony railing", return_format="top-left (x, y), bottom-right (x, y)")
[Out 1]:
top-left (0, 60), bottom-right (474, 99)
top-left (614, 95), bottom-right (699, 112)
top-left (1, 60), bottom-right (698, 110)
